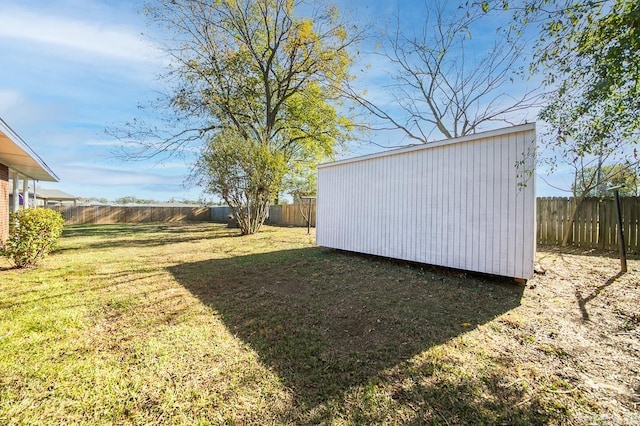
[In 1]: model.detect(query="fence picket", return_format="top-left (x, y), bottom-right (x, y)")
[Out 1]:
top-left (537, 197), bottom-right (639, 251)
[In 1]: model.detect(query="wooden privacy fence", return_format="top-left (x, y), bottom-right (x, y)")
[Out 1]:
top-left (48, 199), bottom-right (637, 252)
top-left (48, 205), bottom-right (210, 224)
top-left (537, 197), bottom-right (640, 252)
top-left (267, 203), bottom-right (316, 227)
top-left (210, 206), bottom-right (232, 222)
top-left (49, 203), bottom-right (316, 227)
top-left (209, 203), bottom-right (316, 227)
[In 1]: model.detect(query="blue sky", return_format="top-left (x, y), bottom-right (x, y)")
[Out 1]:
top-left (0, 0), bottom-right (571, 201)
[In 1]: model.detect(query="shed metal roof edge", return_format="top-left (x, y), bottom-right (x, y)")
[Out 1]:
top-left (0, 117), bottom-right (59, 181)
top-left (318, 122), bottom-right (536, 169)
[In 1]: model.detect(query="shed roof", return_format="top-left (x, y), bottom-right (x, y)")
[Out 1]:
top-left (0, 117), bottom-right (59, 182)
top-left (319, 123), bottom-right (536, 169)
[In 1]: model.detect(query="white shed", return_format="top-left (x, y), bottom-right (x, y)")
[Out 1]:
top-left (317, 123), bottom-right (536, 280)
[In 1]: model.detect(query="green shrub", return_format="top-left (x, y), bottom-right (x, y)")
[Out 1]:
top-left (1, 208), bottom-right (64, 268)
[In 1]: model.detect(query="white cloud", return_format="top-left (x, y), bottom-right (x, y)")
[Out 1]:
top-left (0, 88), bottom-right (21, 113)
top-left (45, 162), bottom-right (205, 200)
top-left (0, 88), bottom-right (66, 130)
top-left (0, 5), bottom-right (162, 64)
top-left (58, 163), bottom-right (182, 186)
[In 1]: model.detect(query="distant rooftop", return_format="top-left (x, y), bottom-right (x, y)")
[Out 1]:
top-left (36, 188), bottom-right (79, 201)
top-left (9, 187), bottom-right (78, 201)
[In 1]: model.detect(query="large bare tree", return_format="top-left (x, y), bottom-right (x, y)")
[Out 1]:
top-left (348, 1), bottom-right (541, 143)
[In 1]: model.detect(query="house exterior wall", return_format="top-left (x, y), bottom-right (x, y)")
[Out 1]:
top-left (316, 123), bottom-right (536, 280)
top-left (0, 163), bottom-right (8, 242)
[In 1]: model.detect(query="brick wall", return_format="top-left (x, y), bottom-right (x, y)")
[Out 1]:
top-left (0, 163), bottom-right (8, 243)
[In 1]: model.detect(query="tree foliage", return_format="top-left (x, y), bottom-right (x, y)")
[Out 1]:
top-left (573, 164), bottom-right (639, 197)
top-left (121, 0), bottom-right (358, 234)
top-left (197, 129), bottom-right (286, 235)
top-left (534, 0), bottom-right (639, 171)
top-left (485, 0), bottom-right (639, 175)
top-left (482, 0), bottom-right (639, 244)
top-left (282, 166), bottom-right (317, 202)
top-left (349, 0), bottom-right (541, 142)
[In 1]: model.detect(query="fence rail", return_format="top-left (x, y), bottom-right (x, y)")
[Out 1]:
top-left (537, 197), bottom-right (639, 252)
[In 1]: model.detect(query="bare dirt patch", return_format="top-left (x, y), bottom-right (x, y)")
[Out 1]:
top-left (508, 247), bottom-right (640, 423)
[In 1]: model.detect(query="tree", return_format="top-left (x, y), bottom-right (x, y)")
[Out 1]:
top-left (115, 196), bottom-right (139, 205)
top-left (534, 0), bottom-right (639, 147)
top-left (282, 166), bottom-right (317, 202)
top-left (118, 0), bottom-right (358, 235)
top-left (280, 165), bottom-right (317, 224)
top-left (573, 164), bottom-right (640, 197)
top-left (489, 0), bottom-right (640, 244)
top-left (348, 0), bottom-right (541, 143)
top-left (533, 0), bottom-right (639, 175)
top-left (196, 129), bottom-right (286, 235)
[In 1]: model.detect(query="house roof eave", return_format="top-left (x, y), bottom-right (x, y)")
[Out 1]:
top-left (0, 118), bottom-right (59, 182)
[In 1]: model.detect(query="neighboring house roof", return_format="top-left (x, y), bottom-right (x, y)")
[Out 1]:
top-left (0, 117), bottom-right (59, 182)
top-left (8, 187), bottom-right (78, 201)
top-left (34, 188), bottom-right (78, 201)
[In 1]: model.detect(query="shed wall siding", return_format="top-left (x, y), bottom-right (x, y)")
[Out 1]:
top-left (0, 163), bottom-right (8, 242)
top-left (317, 124), bottom-right (536, 279)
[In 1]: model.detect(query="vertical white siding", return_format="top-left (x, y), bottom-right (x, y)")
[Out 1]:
top-left (317, 123), bottom-right (536, 280)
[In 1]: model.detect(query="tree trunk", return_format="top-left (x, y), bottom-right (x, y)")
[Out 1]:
top-left (562, 196), bottom-right (584, 247)
top-left (226, 194), bottom-right (269, 235)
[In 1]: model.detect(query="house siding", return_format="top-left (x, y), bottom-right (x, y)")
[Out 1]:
top-left (0, 163), bottom-right (8, 242)
top-left (316, 124), bottom-right (536, 280)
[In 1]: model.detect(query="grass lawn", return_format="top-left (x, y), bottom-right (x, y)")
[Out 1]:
top-left (1, 223), bottom-right (638, 425)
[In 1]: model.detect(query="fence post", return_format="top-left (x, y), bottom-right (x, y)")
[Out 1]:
top-left (598, 200), bottom-right (606, 250)
top-left (613, 189), bottom-right (627, 273)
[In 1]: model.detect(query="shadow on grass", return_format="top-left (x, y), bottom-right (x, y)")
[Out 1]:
top-left (576, 270), bottom-right (626, 322)
top-left (62, 223), bottom-right (174, 238)
top-left (169, 247), bottom-right (524, 409)
top-left (0, 265), bottom-right (19, 272)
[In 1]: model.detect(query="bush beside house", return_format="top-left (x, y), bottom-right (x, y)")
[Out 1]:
top-left (1, 208), bottom-right (64, 268)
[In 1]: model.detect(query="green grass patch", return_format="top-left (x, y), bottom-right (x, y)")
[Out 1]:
top-left (0, 223), bottom-right (623, 424)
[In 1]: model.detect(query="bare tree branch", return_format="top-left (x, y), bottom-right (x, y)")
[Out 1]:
top-left (344, 0), bottom-right (543, 143)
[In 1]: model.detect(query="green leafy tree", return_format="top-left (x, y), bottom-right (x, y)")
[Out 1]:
top-left (538, 0), bottom-right (639, 244)
top-left (196, 129), bottom-right (286, 235)
top-left (534, 0), bottom-right (639, 144)
top-left (533, 1), bottom-right (639, 175)
top-left (280, 165), bottom-right (317, 225)
top-left (483, 0), bottom-right (639, 244)
top-left (573, 164), bottom-right (640, 197)
top-left (282, 166), bottom-right (317, 203)
top-left (118, 0), bottom-right (358, 234)
top-left (115, 196), bottom-right (138, 205)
